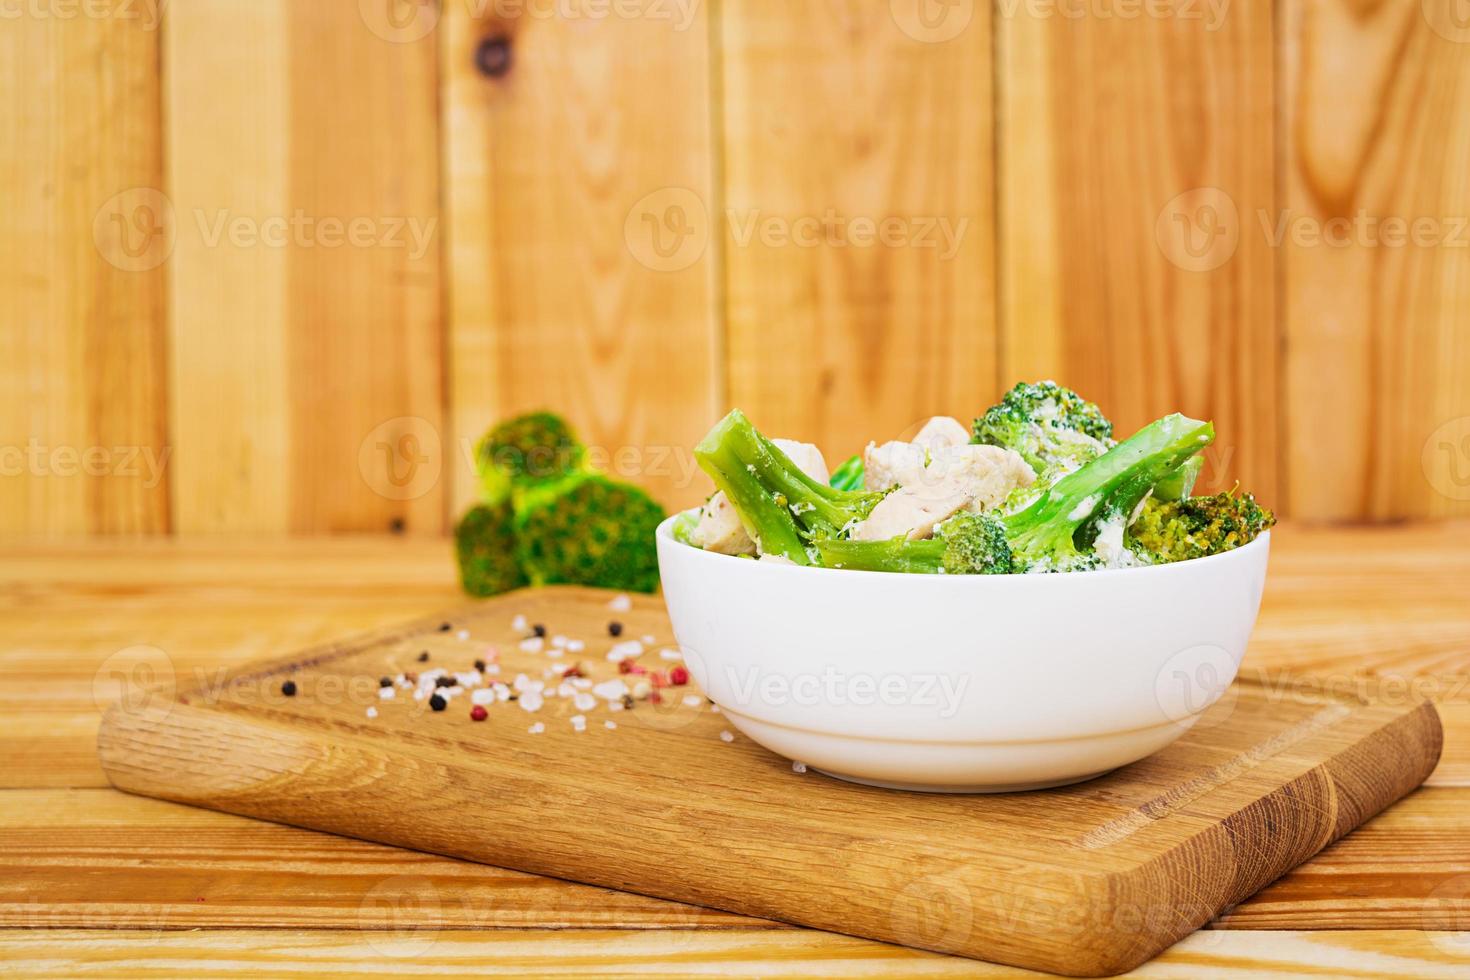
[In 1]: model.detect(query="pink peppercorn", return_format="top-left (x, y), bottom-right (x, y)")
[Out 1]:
top-left (669, 665), bottom-right (690, 686)
top-left (470, 705), bottom-right (488, 722)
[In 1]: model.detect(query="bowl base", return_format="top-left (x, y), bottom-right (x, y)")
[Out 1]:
top-left (812, 767), bottom-right (1116, 795)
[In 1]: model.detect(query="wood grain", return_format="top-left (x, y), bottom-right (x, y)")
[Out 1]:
top-left (0, 8), bottom-right (170, 535)
top-left (165, 0), bottom-right (443, 534)
top-left (997, 1), bottom-right (1278, 501)
top-left (3, 928), bottom-right (1470, 979)
top-left (721, 1), bottom-right (996, 464)
top-left (1283, 0), bottom-right (1470, 520)
top-left (95, 588), bottom-right (1441, 975)
top-left (441, 2), bottom-right (720, 514)
top-left (4, 786), bottom-right (1469, 932)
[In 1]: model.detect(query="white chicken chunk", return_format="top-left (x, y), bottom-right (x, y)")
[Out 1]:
top-left (690, 492), bottom-right (755, 556)
top-left (863, 440), bottom-right (927, 490)
top-left (912, 416), bottom-right (970, 453)
top-left (852, 444), bottom-right (1033, 542)
top-left (772, 438), bottom-right (829, 483)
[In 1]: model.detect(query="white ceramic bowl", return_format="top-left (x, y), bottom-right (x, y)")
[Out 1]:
top-left (656, 519), bottom-right (1270, 793)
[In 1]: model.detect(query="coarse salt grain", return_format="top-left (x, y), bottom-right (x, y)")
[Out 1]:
top-left (573, 692), bottom-right (596, 712)
top-left (659, 649), bottom-right (682, 661)
top-left (456, 629), bottom-right (470, 641)
top-left (528, 722), bottom-right (544, 734)
top-left (454, 671), bottom-right (480, 688)
top-left (605, 720), bottom-right (617, 730)
top-left (512, 614), bottom-right (528, 631)
top-left (607, 640), bottom-right (643, 663)
top-left (592, 679), bottom-right (627, 701)
top-left (366, 707), bottom-right (378, 719)
top-left (566, 639), bottom-right (585, 653)
top-left (641, 635), bottom-right (656, 645)
top-left (719, 730), bottom-right (735, 743)
top-left (551, 635), bottom-right (568, 648)
top-left (709, 705), bottom-right (721, 714)
top-left (792, 761), bottom-right (807, 774)
top-left (519, 636), bottom-right (544, 654)
top-left (608, 594), bottom-right (632, 613)
top-left (571, 714), bottom-right (587, 732)
top-left (471, 688), bottom-right (496, 706)
top-left (518, 691), bottom-right (544, 712)
top-left (378, 687), bottom-right (396, 701)
top-left (682, 694), bottom-right (702, 708)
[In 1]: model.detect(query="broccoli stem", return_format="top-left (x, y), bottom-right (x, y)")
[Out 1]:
top-left (1007, 413), bottom-right (1214, 561)
top-left (694, 410), bottom-right (882, 564)
top-left (813, 536), bottom-right (946, 573)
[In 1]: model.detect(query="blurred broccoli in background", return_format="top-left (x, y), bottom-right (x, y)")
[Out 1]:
top-left (1127, 489), bottom-right (1276, 564)
top-left (474, 412), bottom-right (585, 504)
top-left (456, 412), bottom-right (666, 597)
top-left (515, 473), bottom-right (664, 593)
top-left (455, 502), bottom-right (527, 597)
top-left (972, 380), bottom-right (1116, 476)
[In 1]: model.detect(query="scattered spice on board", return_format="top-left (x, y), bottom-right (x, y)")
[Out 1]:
top-left (281, 680), bottom-right (297, 697)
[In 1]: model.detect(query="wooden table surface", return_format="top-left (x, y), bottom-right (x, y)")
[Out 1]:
top-left (3, 525), bottom-right (1469, 977)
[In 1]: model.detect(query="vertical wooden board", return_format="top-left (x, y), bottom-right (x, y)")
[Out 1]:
top-left (721, 1), bottom-right (995, 464)
top-left (167, 0), bottom-right (443, 535)
top-left (443, 2), bottom-right (720, 516)
top-left (1283, 0), bottom-right (1470, 521)
top-left (998, 3), bottom-right (1277, 502)
top-left (0, 11), bottom-right (169, 535)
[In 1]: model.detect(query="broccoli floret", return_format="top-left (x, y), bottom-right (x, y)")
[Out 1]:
top-left (454, 502), bottom-right (527, 597)
top-left (693, 410), bottom-right (884, 564)
top-left (474, 412), bottom-right (585, 504)
top-left (513, 473), bottom-right (665, 593)
top-left (1128, 489), bottom-right (1275, 564)
top-left (815, 513), bottom-right (1013, 574)
top-left (1153, 454), bottom-right (1203, 502)
top-left (829, 453), bottom-right (865, 491)
top-left (973, 381), bottom-right (1116, 475)
top-left (806, 413), bottom-right (1214, 575)
top-left (671, 507), bottom-right (701, 546)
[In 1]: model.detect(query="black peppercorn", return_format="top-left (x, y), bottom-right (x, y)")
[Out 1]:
top-left (608, 621), bottom-right (623, 637)
top-left (417, 651), bottom-right (430, 662)
top-left (429, 694), bottom-right (447, 711)
top-left (379, 677), bottom-right (392, 688)
top-left (532, 623), bottom-right (546, 638)
top-left (473, 659), bottom-right (486, 671)
top-left (282, 680), bottom-right (297, 697)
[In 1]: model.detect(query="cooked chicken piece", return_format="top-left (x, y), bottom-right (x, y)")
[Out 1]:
top-left (691, 491), bottom-right (755, 556)
top-left (772, 438), bottom-right (829, 483)
top-left (758, 553), bottom-right (797, 566)
top-left (852, 444), bottom-right (1033, 542)
top-left (912, 416), bottom-right (970, 453)
top-left (863, 440), bottom-right (927, 490)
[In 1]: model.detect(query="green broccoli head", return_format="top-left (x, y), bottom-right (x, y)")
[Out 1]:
top-left (454, 502), bottom-right (527, 597)
top-left (1127, 489), bottom-right (1275, 564)
top-left (973, 380), bottom-right (1115, 475)
top-left (475, 412), bottom-right (585, 504)
top-left (813, 513), bottom-right (1014, 575)
top-left (514, 473), bottom-right (665, 593)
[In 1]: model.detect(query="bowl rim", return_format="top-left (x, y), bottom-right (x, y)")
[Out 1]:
top-left (656, 514), bottom-right (1270, 583)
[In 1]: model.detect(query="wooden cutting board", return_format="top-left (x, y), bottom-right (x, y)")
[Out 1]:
top-left (97, 586), bottom-right (1442, 977)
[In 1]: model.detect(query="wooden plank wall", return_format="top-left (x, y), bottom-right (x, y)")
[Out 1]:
top-left (2, 0), bottom-right (1469, 534)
